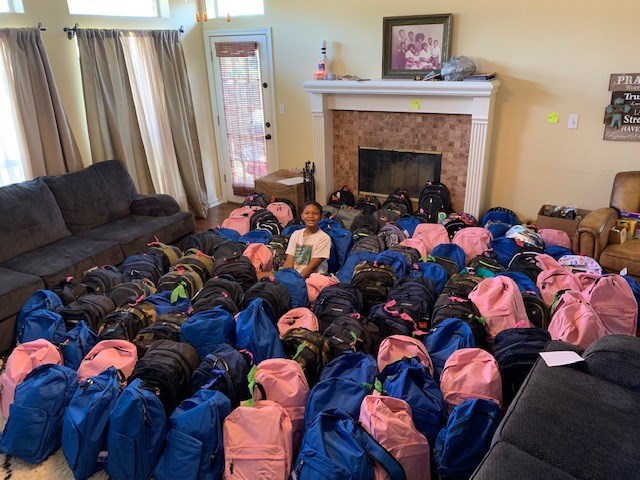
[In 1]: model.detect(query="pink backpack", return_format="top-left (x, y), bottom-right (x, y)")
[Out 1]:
top-left (399, 238), bottom-right (428, 261)
top-left (0, 339), bottom-right (63, 419)
top-left (377, 334), bottom-right (434, 376)
top-left (452, 227), bottom-right (492, 266)
top-left (229, 205), bottom-right (262, 220)
top-left (359, 395), bottom-right (431, 480)
top-left (305, 273), bottom-right (340, 308)
top-left (253, 359), bottom-right (309, 454)
top-left (548, 290), bottom-right (606, 348)
top-left (558, 254), bottom-right (603, 275)
top-left (412, 223), bottom-right (450, 254)
top-left (575, 272), bottom-right (600, 291)
top-left (439, 348), bottom-right (502, 410)
top-left (537, 267), bottom-right (583, 306)
top-left (582, 275), bottom-right (637, 336)
top-left (539, 228), bottom-right (572, 249)
top-left (223, 400), bottom-right (293, 480)
top-left (468, 276), bottom-right (531, 344)
top-left (534, 253), bottom-right (562, 271)
top-left (76, 340), bottom-right (138, 382)
top-left (243, 243), bottom-right (274, 273)
top-left (221, 215), bottom-right (250, 235)
top-left (277, 307), bottom-right (319, 337)
top-left (267, 202), bottom-right (295, 227)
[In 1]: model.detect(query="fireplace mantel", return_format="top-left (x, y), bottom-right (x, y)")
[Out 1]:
top-left (303, 79), bottom-right (500, 218)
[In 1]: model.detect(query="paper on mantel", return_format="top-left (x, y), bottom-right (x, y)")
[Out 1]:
top-left (539, 351), bottom-right (585, 367)
top-left (278, 177), bottom-right (304, 186)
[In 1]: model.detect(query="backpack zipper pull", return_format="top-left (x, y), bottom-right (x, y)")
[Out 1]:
top-left (229, 459), bottom-right (234, 474)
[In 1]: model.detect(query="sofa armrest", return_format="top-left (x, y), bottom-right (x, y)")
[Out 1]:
top-left (576, 207), bottom-right (618, 260)
top-left (130, 194), bottom-right (181, 216)
top-left (581, 335), bottom-right (640, 392)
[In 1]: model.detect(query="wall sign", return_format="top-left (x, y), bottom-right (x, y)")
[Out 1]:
top-left (604, 73), bottom-right (640, 141)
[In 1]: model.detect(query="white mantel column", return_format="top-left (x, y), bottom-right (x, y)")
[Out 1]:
top-left (308, 93), bottom-right (333, 203)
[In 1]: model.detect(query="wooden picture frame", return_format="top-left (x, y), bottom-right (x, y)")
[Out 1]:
top-left (382, 14), bottom-right (452, 79)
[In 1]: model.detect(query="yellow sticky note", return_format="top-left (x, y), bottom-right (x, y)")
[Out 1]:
top-left (547, 113), bottom-right (559, 124)
top-left (411, 100), bottom-right (421, 110)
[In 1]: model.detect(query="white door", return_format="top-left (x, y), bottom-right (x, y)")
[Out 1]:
top-left (205, 29), bottom-right (278, 203)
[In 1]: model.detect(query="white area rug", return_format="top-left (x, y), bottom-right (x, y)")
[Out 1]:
top-left (0, 418), bottom-right (108, 480)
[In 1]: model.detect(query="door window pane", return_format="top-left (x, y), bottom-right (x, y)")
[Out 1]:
top-left (67, 0), bottom-right (158, 17)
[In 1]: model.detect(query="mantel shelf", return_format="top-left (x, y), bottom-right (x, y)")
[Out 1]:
top-left (303, 79), bottom-right (500, 97)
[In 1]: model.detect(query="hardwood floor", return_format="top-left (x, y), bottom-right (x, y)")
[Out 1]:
top-left (195, 202), bottom-right (242, 231)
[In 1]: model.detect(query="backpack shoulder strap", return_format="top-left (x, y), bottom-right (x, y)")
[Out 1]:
top-left (352, 423), bottom-right (406, 480)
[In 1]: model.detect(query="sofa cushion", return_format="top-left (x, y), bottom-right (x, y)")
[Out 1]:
top-left (0, 178), bottom-right (70, 263)
top-left (495, 359), bottom-right (640, 479)
top-left (0, 236), bottom-right (124, 288)
top-left (79, 212), bottom-right (195, 257)
top-left (599, 240), bottom-right (640, 276)
top-left (44, 160), bottom-right (137, 234)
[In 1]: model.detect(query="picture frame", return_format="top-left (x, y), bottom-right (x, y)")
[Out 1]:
top-left (382, 14), bottom-right (452, 79)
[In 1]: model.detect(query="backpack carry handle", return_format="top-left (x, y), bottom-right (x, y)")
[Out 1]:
top-left (352, 422), bottom-right (407, 480)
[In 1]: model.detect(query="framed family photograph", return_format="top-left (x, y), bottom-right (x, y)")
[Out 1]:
top-left (382, 14), bottom-right (452, 79)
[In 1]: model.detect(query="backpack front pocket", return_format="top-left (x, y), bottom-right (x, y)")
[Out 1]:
top-left (154, 428), bottom-right (203, 480)
top-left (106, 431), bottom-right (137, 480)
top-left (0, 404), bottom-right (48, 459)
top-left (225, 445), bottom-right (287, 480)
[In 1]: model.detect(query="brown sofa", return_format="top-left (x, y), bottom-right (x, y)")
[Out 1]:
top-left (577, 171), bottom-right (640, 275)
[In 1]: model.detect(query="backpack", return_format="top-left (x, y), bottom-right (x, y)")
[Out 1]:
top-left (399, 238), bottom-right (428, 260)
top-left (489, 237), bottom-right (519, 267)
top-left (433, 398), bottom-right (502, 480)
top-left (318, 351), bottom-right (378, 385)
top-left (378, 357), bottom-right (445, 446)
top-left (277, 307), bottom-right (319, 336)
top-left (132, 321), bottom-right (181, 357)
top-left (536, 267), bottom-right (583, 306)
top-left (385, 187), bottom-right (414, 215)
top-left (154, 390), bottom-right (232, 480)
top-left (558, 254), bottom-right (603, 275)
top-left (15, 308), bottom-right (66, 345)
top-left (350, 213), bottom-right (380, 233)
top-left (468, 276), bottom-right (532, 344)
top-left (108, 280), bottom-right (157, 309)
top-left (83, 265), bottom-right (123, 295)
top-left (223, 400), bottom-right (293, 480)
top-left (268, 235), bottom-right (289, 271)
top-left (418, 182), bottom-right (452, 222)
top-left (190, 343), bottom-right (253, 406)
top-left (60, 320), bottom-right (100, 371)
top-left (328, 185), bottom-right (356, 207)
top-left (424, 317), bottom-right (477, 381)
top-left (467, 255), bottom-right (505, 278)
top-left (76, 339), bottom-right (138, 383)
top-left (369, 303), bottom-right (420, 338)
top-left (61, 367), bottom-right (122, 480)
top-left (280, 327), bottom-right (329, 388)
top-left (351, 261), bottom-right (397, 314)
top-left (497, 270), bottom-right (540, 296)
top-left (267, 201), bottom-right (295, 227)
top-left (522, 292), bottom-right (551, 328)
top-left (180, 306), bottom-right (236, 358)
top-left (16, 289), bottom-right (62, 327)
top-left (242, 242), bottom-right (274, 272)
top-left (242, 276), bottom-right (292, 320)
top-left (359, 395), bottom-right (430, 480)
top-left (121, 253), bottom-right (165, 285)
top-left (480, 207), bottom-right (519, 233)
top-left (374, 207), bottom-right (402, 227)
top-left (452, 227), bottom-right (492, 266)
top-left (374, 250), bottom-right (410, 278)
top-left (253, 358), bottom-right (310, 453)
top-left (388, 244), bottom-right (422, 266)
top-left (274, 268), bottom-right (309, 308)
top-left (305, 273), bottom-right (340, 308)
top-left (313, 284), bottom-right (363, 328)
top-left (187, 230), bottom-right (227, 256)
top-left (0, 364), bottom-right (77, 464)
top-left (195, 275), bottom-right (244, 310)
top-left (212, 239), bottom-right (247, 260)
top-left (320, 220), bottom-right (354, 273)
top-left (334, 207), bottom-right (363, 231)
top-left (539, 228), bottom-right (572, 249)
top-left (250, 209), bottom-right (283, 235)
top-left (336, 252), bottom-right (378, 284)
top-left (242, 191), bottom-right (270, 208)
top-left (147, 241), bottom-right (183, 271)
top-left (59, 294), bottom-right (117, 332)
top-left (386, 276), bottom-right (437, 329)
top-left (377, 334), bottom-right (434, 376)
top-left (431, 244), bottom-right (466, 275)
top-left (294, 408), bottom-right (406, 480)
top-left (236, 298), bottom-right (285, 364)
top-left (304, 377), bottom-right (371, 430)
top-left (352, 234), bottom-right (386, 255)
top-left (583, 275), bottom-right (637, 336)
top-left (213, 226), bottom-right (242, 243)
top-left (395, 215), bottom-right (422, 237)
top-left (106, 378), bottom-right (167, 480)
top-left (354, 195), bottom-right (382, 215)
top-left (238, 229), bottom-right (273, 245)
top-left (211, 256), bottom-right (257, 293)
top-left (548, 290), bottom-right (606, 348)
top-left (51, 278), bottom-right (88, 306)
top-left (493, 327), bottom-right (551, 405)
top-left (98, 308), bottom-right (153, 342)
top-left (378, 223), bottom-right (407, 249)
top-left (439, 348), bottom-right (502, 410)
top-left (0, 339), bottom-right (63, 419)
top-left (322, 313), bottom-right (382, 360)
top-left (408, 261), bottom-right (448, 296)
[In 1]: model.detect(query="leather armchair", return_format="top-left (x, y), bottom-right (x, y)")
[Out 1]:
top-left (577, 171), bottom-right (640, 275)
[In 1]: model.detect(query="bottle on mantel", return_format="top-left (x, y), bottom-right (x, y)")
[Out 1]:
top-left (314, 39), bottom-right (330, 80)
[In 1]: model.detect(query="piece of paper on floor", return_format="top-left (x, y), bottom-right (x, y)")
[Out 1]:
top-left (278, 177), bottom-right (304, 186)
top-left (539, 351), bottom-right (585, 367)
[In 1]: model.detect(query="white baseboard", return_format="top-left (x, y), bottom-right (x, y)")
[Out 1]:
top-left (206, 197), bottom-right (225, 208)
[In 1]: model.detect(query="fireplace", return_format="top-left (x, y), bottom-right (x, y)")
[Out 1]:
top-left (303, 79), bottom-right (500, 218)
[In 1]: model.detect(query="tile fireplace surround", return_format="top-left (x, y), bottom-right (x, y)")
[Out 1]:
top-left (303, 79), bottom-right (500, 219)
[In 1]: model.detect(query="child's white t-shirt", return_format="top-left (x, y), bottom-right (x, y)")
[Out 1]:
top-left (285, 229), bottom-right (331, 274)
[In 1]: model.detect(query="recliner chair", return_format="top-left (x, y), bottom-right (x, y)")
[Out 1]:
top-left (577, 171), bottom-right (640, 275)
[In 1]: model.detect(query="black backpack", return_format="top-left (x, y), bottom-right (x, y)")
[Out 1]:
top-left (440, 274), bottom-right (484, 298)
top-left (157, 269), bottom-right (203, 300)
top-left (368, 303), bottom-right (419, 338)
top-left (242, 191), bottom-right (270, 208)
top-left (59, 294), bottom-right (116, 331)
top-left (192, 275), bottom-right (243, 314)
top-left (187, 230), bottom-right (227, 256)
top-left (147, 242), bottom-right (183, 271)
top-left (373, 208), bottom-right (402, 227)
top-left (121, 254), bottom-right (165, 285)
top-left (386, 276), bottom-right (437, 329)
top-left (281, 327), bottom-right (329, 388)
top-left (468, 256), bottom-right (506, 277)
top-left (328, 185), bottom-right (355, 207)
top-left (211, 240), bottom-right (247, 260)
top-left (97, 308), bottom-right (153, 341)
top-left (267, 235), bottom-right (289, 271)
top-left (51, 279), bottom-right (87, 306)
top-left (129, 339), bottom-right (200, 413)
top-left (108, 280), bottom-right (157, 309)
top-left (351, 262), bottom-right (397, 315)
top-left (322, 314), bottom-right (382, 360)
top-left (250, 209), bottom-right (282, 235)
top-left (313, 284), bottom-right (364, 332)
top-left (522, 293), bottom-right (551, 329)
top-left (388, 245), bottom-right (422, 266)
top-left (351, 234), bottom-right (386, 255)
top-left (82, 266), bottom-right (123, 294)
top-left (132, 321), bottom-right (181, 357)
top-left (383, 188), bottom-right (413, 214)
top-left (443, 218), bottom-right (467, 239)
top-left (507, 251), bottom-right (544, 283)
top-left (211, 256), bottom-right (257, 293)
top-left (241, 277), bottom-right (291, 320)
top-left (418, 182), bottom-right (452, 222)
top-left (354, 195), bottom-right (381, 215)
top-left (350, 214), bottom-right (380, 234)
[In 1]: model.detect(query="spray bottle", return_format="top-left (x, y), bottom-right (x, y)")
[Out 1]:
top-left (314, 40), bottom-right (329, 80)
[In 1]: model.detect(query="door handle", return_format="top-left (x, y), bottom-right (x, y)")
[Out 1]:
top-left (265, 134), bottom-right (272, 140)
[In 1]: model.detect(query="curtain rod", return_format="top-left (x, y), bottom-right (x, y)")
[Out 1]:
top-left (37, 22), bottom-right (46, 32)
top-left (63, 23), bottom-right (78, 40)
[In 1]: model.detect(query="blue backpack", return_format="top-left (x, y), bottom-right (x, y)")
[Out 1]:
top-left (154, 390), bottom-right (232, 480)
top-left (424, 317), bottom-right (476, 380)
top-left (145, 291), bottom-right (192, 315)
top-left (320, 220), bottom-right (354, 273)
top-left (16, 289), bottom-right (62, 325)
top-left (61, 367), bottom-right (122, 480)
top-left (281, 224), bottom-right (304, 236)
top-left (61, 320), bottom-right (100, 371)
top-left (379, 357), bottom-right (445, 446)
top-left (374, 250), bottom-right (410, 279)
top-left (395, 216), bottom-right (422, 237)
top-left (274, 267), bottom-right (309, 308)
top-left (238, 229), bottom-right (272, 245)
top-left (0, 364), bottom-right (78, 464)
top-left (623, 275), bottom-right (640, 327)
top-left (304, 377), bottom-right (370, 429)
top-left (480, 207), bottom-right (519, 228)
top-left (16, 308), bottom-right (66, 345)
top-left (213, 227), bottom-right (242, 242)
top-left (319, 351), bottom-right (378, 385)
top-left (497, 270), bottom-right (540, 296)
top-left (433, 398), bottom-right (503, 480)
top-left (180, 306), bottom-right (236, 358)
top-left (544, 245), bottom-right (574, 260)
top-left (294, 408), bottom-right (406, 480)
top-left (409, 261), bottom-right (448, 295)
top-left (106, 378), bottom-right (167, 480)
top-left (431, 244), bottom-right (466, 272)
top-left (235, 298), bottom-right (285, 364)
top-left (489, 237), bottom-right (519, 267)
top-left (336, 251), bottom-right (377, 283)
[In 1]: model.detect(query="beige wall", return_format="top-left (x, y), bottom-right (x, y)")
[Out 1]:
top-left (1, 1), bottom-right (638, 218)
top-left (203, 0), bottom-right (640, 219)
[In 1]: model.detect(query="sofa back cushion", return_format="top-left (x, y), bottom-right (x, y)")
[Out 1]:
top-left (44, 160), bottom-right (137, 234)
top-left (0, 178), bottom-right (71, 263)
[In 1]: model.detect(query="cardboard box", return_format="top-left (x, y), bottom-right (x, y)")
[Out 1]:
top-left (609, 226), bottom-right (627, 245)
top-left (536, 207), bottom-right (591, 236)
top-left (616, 219), bottom-right (637, 241)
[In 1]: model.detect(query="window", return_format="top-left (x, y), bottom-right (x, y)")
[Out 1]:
top-left (0, 0), bottom-right (25, 13)
top-left (67, 0), bottom-right (164, 17)
top-left (205, 0), bottom-right (263, 18)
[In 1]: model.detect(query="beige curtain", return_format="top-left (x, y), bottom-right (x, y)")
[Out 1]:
top-left (77, 29), bottom-right (208, 217)
top-left (0, 28), bottom-right (83, 176)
